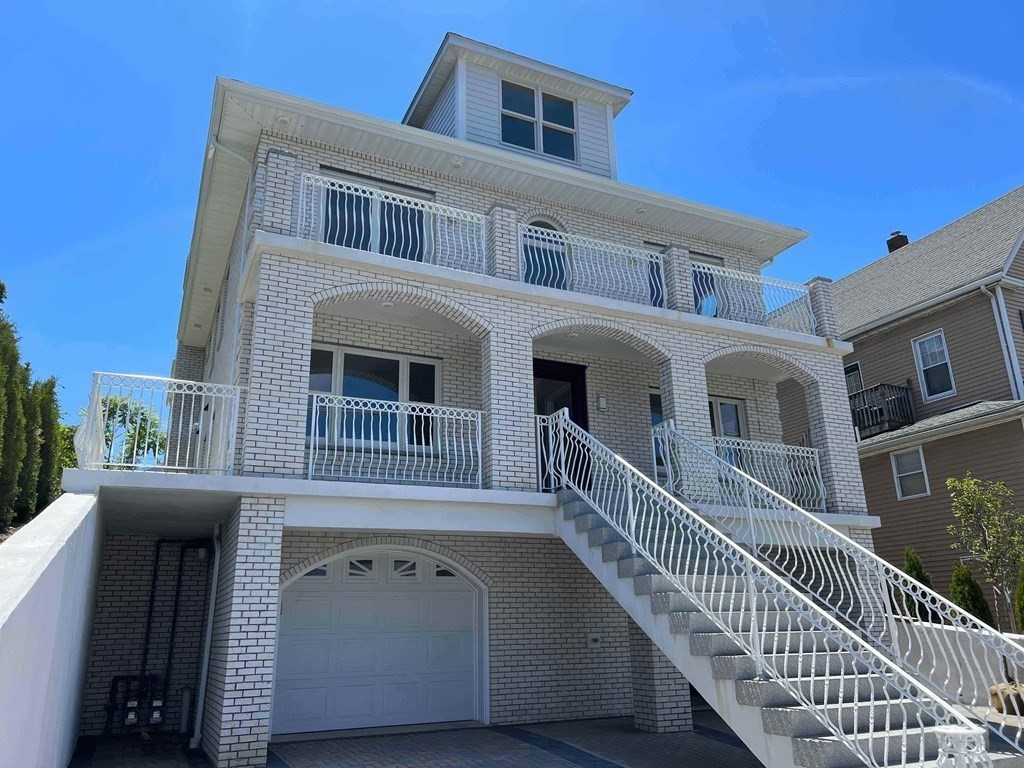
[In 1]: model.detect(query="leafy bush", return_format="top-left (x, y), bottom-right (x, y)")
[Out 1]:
top-left (950, 562), bottom-right (995, 626)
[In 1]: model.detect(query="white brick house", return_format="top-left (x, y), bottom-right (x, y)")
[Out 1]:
top-left (57, 33), bottom-right (1023, 768)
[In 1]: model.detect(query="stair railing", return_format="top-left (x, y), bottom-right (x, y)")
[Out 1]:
top-left (653, 419), bottom-right (1024, 755)
top-left (540, 410), bottom-right (988, 768)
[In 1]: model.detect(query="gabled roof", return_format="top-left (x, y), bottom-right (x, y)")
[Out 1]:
top-left (833, 186), bottom-right (1024, 338)
top-left (403, 33), bottom-right (633, 129)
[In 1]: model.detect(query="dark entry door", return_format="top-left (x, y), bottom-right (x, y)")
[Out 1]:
top-left (534, 359), bottom-right (589, 490)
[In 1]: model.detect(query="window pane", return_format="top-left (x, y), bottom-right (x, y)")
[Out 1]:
top-left (542, 126), bottom-right (575, 161)
top-left (899, 472), bottom-right (927, 497)
top-left (379, 201), bottom-right (425, 262)
top-left (343, 354), bottom-right (400, 401)
top-left (894, 450), bottom-right (923, 474)
top-left (542, 93), bottom-right (574, 128)
top-left (649, 393), bottom-right (664, 427)
top-left (309, 349), bottom-right (334, 392)
top-left (501, 81), bottom-right (535, 116)
top-left (718, 403), bottom-right (743, 437)
top-left (408, 362), bottom-right (437, 403)
top-left (323, 189), bottom-right (372, 249)
top-left (501, 114), bottom-right (535, 149)
top-left (844, 365), bottom-right (863, 394)
top-left (522, 232), bottom-right (568, 290)
top-left (923, 364), bottom-right (953, 396)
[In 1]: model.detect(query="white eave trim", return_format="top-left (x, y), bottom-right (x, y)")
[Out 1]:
top-left (857, 403), bottom-right (1024, 457)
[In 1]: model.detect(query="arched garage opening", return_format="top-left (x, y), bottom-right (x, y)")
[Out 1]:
top-left (273, 546), bottom-right (489, 736)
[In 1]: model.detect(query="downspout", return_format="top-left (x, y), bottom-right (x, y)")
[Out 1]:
top-left (981, 285), bottom-right (1021, 400)
top-left (995, 285), bottom-right (1024, 399)
top-left (189, 524), bottom-right (222, 750)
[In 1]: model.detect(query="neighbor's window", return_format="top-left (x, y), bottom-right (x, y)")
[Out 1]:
top-left (891, 446), bottom-right (930, 500)
top-left (913, 330), bottom-right (955, 400)
top-left (500, 81), bottom-right (576, 161)
top-left (844, 363), bottom-right (864, 395)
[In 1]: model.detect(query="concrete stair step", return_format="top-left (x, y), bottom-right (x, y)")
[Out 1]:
top-left (574, 512), bottom-right (612, 533)
top-left (650, 589), bottom-right (778, 614)
top-left (617, 554), bottom-right (729, 578)
top-left (762, 700), bottom-right (937, 739)
top-left (690, 629), bottom-right (841, 659)
top-left (602, 540), bottom-right (713, 563)
top-left (712, 651), bottom-right (870, 681)
top-left (734, 674), bottom-right (896, 708)
top-left (669, 608), bottom-right (811, 635)
top-left (633, 572), bottom-right (746, 595)
top-left (791, 725), bottom-right (950, 768)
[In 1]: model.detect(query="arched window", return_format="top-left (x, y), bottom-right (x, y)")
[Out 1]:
top-left (522, 218), bottom-right (569, 290)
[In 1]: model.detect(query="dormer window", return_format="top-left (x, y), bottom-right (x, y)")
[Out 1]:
top-left (500, 81), bottom-right (577, 162)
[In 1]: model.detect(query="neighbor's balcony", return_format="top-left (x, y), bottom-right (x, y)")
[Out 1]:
top-left (691, 262), bottom-right (816, 335)
top-left (307, 394), bottom-right (483, 488)
top-left (74, 373), bottom-right (243, 475)
top-left (849, 383), bottom-right (916, 440)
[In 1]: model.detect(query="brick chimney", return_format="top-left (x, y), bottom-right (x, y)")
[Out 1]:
top-left (887, 231), bottom-right (909, 253)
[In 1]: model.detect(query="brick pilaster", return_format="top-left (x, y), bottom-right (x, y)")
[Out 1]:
top-left (662, 245), bottom-right (694, 313)
top-left (806, 276), bottom-right (839, 339)
top-left (629, 623), bottom-right (693, 732)
top-left (487, 204), bottom-right (519, 280)
top-left (202, 496), bottom-right (284, 768)
top-left (482, 328), bottom-right (536, 490)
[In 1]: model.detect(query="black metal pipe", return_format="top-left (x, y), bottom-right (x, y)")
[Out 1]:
top-left (134, 541), bottom-right (164, 707)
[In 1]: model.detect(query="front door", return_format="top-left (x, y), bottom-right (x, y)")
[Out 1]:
top-left (534, 359), bottom-right (589, 490)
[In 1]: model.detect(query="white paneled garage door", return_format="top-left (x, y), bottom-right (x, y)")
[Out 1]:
top-left (272, 551), bottom-right (480, 735)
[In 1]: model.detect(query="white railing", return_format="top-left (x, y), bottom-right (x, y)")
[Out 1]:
top-left (74, 373), bottom-right (242, 474)
top-left (519, 225), bottom-right (666, 307)
top-left (709, 436), bottom-right (825, 511)
top-left (298, 173), bottom-right (488, 275)
top-left (652, 420), bottom-right (1024, 756)
top-left (308, 395), bottom-right (482, 488)
top-left (540, 410), bottom-right (989, 768)
top-left (691, 262), bottom-right (815, 334)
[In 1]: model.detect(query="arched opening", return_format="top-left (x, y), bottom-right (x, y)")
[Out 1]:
top-left (273, 545), bottom-right (489, 736)
top-left (521, 218), bottom-right (569, 290)
top-left (306, 284), bottom-right (491, 488)
top-left (531, 320), bottom-right (672, 482)
top-left (699, 347), bottom-right (826, 511)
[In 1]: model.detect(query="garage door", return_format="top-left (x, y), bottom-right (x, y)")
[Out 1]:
top-left (272, 551), bottom-right (479, 735)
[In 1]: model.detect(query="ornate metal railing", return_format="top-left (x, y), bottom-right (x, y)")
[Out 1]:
top-left (298, 173), bottom-right (488, 275)
top-left (518, 225), bottom-right (666, 307)
top-left (849, 383), bottom-right (916, 439)
top-left (308, 394), bottom-right (482, 488)
top-left (691, 262), bottom-right (815, 334)
top-left (652, 419), bottom-right (1024, 756)
top-left (540, 409), bottom-right (988, 767)
top-left (74, 373), bottom-right (242, 474)
top-left (708, 436), bottom-right (825, 511)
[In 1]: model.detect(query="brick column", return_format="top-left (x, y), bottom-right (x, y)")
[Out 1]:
top-left (242, 257), bottom-right (312, 477)
top-left (806, 276), bottom-right (839, 338)
top-left (805, 364), bottom-right (868, 515)
top-left (261, 148), bottom-right (298, 236)
top-left (661, 245), bottom-right (693, 313)
top-left (629, 623), bottom-right (693, 732)
top-left (487, 204), bottom-right (520, 280)
top-left (482, 328), bottom-right (536, 490)
top-left (202, 496), bottom-right (284, 768)
top-left (658, 355), bottom-right (712, 443)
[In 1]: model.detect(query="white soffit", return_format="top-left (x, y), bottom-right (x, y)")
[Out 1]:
top-left (178, 78), bottom-right (808, 347)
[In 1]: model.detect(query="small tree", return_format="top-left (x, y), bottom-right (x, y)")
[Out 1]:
top-left (947, 473), bottom-right (1024, 631)
top-left (950, 562), bottom-right (995, 626)
top-left (58, 423), bottom-right (78, 471)
top-left (1015, 568), bottom-right (1024, 636)
top-left (0, 319), bottom-right (26, 527)
top-left (901, 547), bottom-right (934, 619)
top-left (34, 377), bottom-right (62, 513)
top-left (14, 367), bottom-right (41, 523)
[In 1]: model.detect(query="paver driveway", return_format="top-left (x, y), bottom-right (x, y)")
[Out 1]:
top-left (73, 712), bottom-right (762, 767)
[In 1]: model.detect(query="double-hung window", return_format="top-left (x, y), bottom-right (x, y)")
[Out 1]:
top-left (912, 330), bottom-right (955, 401)
top-left (844, 363), bottom-right (864, 395)
top-left (500, 81), bottom-right (577, 162)
top-left (307, 346), bottom-right (439, 447)
top-left (891, 446), bottom-right (930, 499)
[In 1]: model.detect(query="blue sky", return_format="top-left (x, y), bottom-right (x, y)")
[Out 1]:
top-left (1, 0), bottom-right (1022, 418)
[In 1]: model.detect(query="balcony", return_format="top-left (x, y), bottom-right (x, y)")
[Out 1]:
top-left (691, 262), bottom-right (816, 335)
top-left (74, 373), bottom-right (242, 475)
top-left (849, 383), bottom-right (916, 439)
top-left (710, 436), bottom-right (825, 511)
top-left (308, 395), bottom-right (482, 488)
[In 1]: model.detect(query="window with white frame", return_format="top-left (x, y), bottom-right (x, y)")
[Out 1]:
top-left (500, 81), bottom-right (577, 162)
top-left (891, 446), bottom-right (930, 500)
top-left (912, 330), bottom-right (955, 400)
top-left (844, 363), bottom-right (864, 395)
top-left (307, 346), bottom-right (439, 440)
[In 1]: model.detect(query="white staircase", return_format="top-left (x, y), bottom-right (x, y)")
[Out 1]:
top-left (539, 410), bottom-right (1024, 768)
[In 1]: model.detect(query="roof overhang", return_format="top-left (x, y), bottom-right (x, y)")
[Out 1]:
top-left (857, 402), bottom-right (1024, 457)
top-left (178, 78), bottom-right (808, 347)
top-left (404, 32), bottom-right (633, 128)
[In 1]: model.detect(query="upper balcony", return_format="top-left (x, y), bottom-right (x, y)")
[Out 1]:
top-left (849, 382), bottom-right (917, 440)
top-left (289, 172), bottom-right (822, 336)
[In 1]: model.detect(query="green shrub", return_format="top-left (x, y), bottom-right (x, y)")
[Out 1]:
top-left (950, 562), bottom-right (995, 626)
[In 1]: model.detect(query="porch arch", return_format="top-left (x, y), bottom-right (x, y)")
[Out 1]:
top-left (531, 317), bottom-right (671, 365)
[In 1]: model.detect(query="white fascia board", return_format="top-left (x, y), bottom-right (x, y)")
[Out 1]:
top-left (856, 405), bottom-right (1024, 457)
top-left (244, 232), bottom-right (852, 355)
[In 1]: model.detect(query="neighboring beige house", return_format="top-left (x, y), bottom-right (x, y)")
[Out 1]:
top-left (10, 32), bottom-right (1024, 768)
top-left (830, 186), bottom-right (1024, 607)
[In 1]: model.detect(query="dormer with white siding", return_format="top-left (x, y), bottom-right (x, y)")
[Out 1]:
top-left (404, 33), bottom-right (631, 178)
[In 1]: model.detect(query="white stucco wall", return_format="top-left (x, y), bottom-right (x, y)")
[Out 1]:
top-left (0, 493), bottom-right (102, 768)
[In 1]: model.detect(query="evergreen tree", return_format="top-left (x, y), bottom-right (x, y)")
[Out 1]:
top-left (903, 547), bottom-right (933, 589)
top-left (1015, 568), bottom-right (1024, 636)
top-left (0, 315), bottom-right (25, 527)
top-left (58, 423), bottom-right (78, 471)
top-left (34, 377), bottom-right (62, 513)
top-left (14, 366), bottom-right (41, 522)
top-left (950, 562), bottom-right (995, 626)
